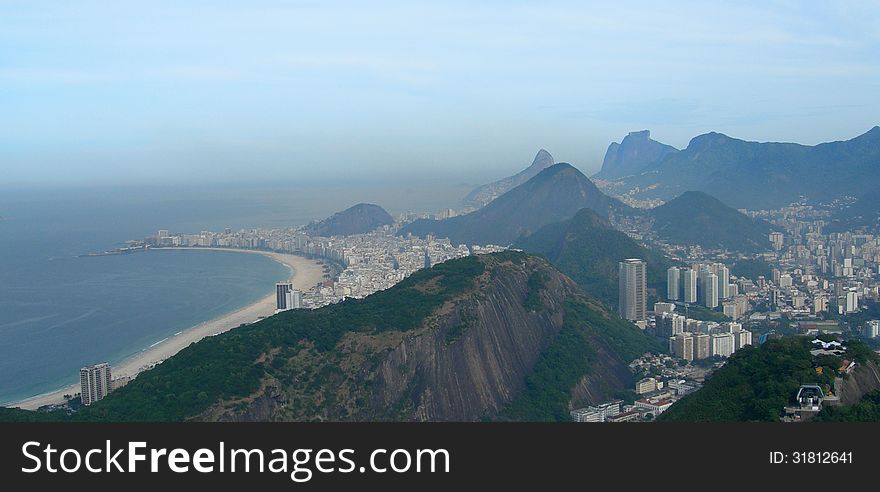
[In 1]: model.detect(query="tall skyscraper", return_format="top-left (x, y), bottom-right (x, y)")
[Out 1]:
top-left (80, 363), bottom-right (112, 406)
top-left (667, 267), bottom-right (680, 301)
top-left (714, 264), bottom-right (730, 299)
top-left (682, 268), bottom-right (698, 304)
top-left (619, 259), bottom-right (647, 323)
top-left (276, 282), bottom-right (294, 311)
top-left (700, 271), bottom-right (719, 309)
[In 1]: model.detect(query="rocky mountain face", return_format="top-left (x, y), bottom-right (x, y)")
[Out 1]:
top-left (54, 252), bottom-right (656, 422)
top-left (649, 191), bottom-right (774, 253)
top-left (462, 149), bottom-right (555, 207)
top-left (599, 127), bottom-right (880, 209)
top-left (304, 203), bottom-right (393, 236)
top-left (594, 130), bottom-right (678, 181)
top-left (206, 253), bottom-right (653, 422)
top-left (399, 163), bottom-right (631, 246)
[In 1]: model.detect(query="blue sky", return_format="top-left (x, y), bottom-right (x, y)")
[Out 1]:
top-left (1, 0), bottom-right (879, 186)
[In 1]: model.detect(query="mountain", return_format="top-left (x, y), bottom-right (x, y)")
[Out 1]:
top-left (602, 127), bottom-right (880, 209)
top-left (3, 252), bottom-right (660, 422)
top-left (593, 130), bottom-right (678, 181)
top-left (516, 208), bottom-right (671, 307)
top-left (649, 191), bottom-right (774, 252)
top-left (304, 203), bottom-right (393, 236)
top-left (399, 163), bottom-right (631, 246)
top-left (462, 149), bottom-right (555, 207)
top-left (659, 337), bottom-right (880, 422)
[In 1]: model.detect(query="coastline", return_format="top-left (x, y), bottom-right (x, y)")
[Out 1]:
top-left (8, 248), bottom-right (326, 410)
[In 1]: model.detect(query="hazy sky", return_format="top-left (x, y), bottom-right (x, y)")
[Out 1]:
top-left (2, 0), bottom-right (879, 186)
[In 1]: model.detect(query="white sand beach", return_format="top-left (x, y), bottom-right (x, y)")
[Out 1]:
top-left (9, 248), bottom-right (326, 410)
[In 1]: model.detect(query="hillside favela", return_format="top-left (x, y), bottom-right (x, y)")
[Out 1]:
top-left (2, 2), bottom-right (880, 426)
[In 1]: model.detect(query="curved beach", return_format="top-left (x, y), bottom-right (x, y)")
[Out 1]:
top-left (10, 248), bottom-right (326, 410)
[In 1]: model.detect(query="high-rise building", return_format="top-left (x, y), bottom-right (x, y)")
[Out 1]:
top-left (722, 302), bottom-right (738, 319)
top-left (711, 333), bottom-right (735, 357)
top-left (733, 330), bottom-right (753, 351)
top-left (667, 267), bottom-right (680, 301)
top-left (814, 295), bottom-right (828, 314)
top-left (845, 290), bottom-right (859, 314)
top-left (80, 363), bottom-right (112, 406)
top-left (291, 289), bottom-right (303, 309)
top-left (866, 320), bottom-right (880, 339)
top-left (670, 333), bottom-right (694, 361)
top-left (276, 282), bottom-right (294, 311)
top-left (656, 312), bottom-right (685, 337)
top-left (682, 269), bottom-right (698, 304)
top-left (701, 271), bottom-right (719, 309)
top-left (693, 333), bottom-right (711, 360)
top-left (715, 264), bottom-right (730, 299)
top-left (770, 232), bottom-right (784, 251)
top-left (619, 259), bottom-right (647, 323)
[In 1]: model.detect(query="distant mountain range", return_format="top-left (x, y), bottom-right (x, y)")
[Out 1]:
top-left (516, 208), bottom-right (671, 307)
top-left (595, 127), bottom-right (880, 209)
top-left (400, 163), bottom-right (630, 246)
top-left (462, 149), bottom-right (555, 207)
top-left (304, 203), bottom-right (393, 236)
top-left (594, 130), bottom-right (678, 181)
top-left (649, 191), bottom-right (774, 253)
top-left (2, 252), bottom-right (659, 422)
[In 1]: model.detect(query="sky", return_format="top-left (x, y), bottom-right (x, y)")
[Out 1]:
top-left (1, 0), bottom-right (879, 187)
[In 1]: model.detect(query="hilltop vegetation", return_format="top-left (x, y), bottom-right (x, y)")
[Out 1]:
top-left (650, 191), bottom-right (773, 253)
top-left (659, 337), bottom-right (877, 422)
top-left (304, 203), bottom-right (393, 236)
top-left (516, 208), bottom-right (671, 307)
top-left (2, 252), bottom-right (658, 422)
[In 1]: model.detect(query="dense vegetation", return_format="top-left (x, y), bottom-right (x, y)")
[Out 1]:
top-left (304, 203), bottom-right (393, 236)
top-left (516, 208), bottom-right (671, 308)
top-left (815, 390), bottom-right (880, 421)
top-left (732, 258), bottom-right (773, 281)
top-left (3, 255), bottom-right (488, 422)
top-left (650, 191), bottom-right (773, 253)
top-left (399, 163), bottom-right (631, 246)
top-left (684, 304), bottom-right (731, 323)
top-left (659, 337), bottom-right (840, 422)
top-left (500, 299), bottom-right (661, 421)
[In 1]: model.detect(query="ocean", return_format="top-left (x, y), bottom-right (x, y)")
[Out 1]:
top-left (0, 181), bottom-right (470, 404)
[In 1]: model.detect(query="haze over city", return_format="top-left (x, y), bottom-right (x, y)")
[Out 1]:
top-left (2, 0), bottom-right (879, 186)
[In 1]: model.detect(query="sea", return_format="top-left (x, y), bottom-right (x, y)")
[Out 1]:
top-left (0, 181), bottom-right (471, 404)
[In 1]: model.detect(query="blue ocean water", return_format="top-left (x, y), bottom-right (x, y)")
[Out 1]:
top-left (0, 182), bottom-right (470, 404)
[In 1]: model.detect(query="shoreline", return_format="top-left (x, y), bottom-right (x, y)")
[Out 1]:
top-left (7, 248), bottom-right (326, 411)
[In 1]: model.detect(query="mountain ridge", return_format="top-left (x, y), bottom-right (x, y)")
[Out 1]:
top-left (463, 149), bottom-right (555, 207)
top-left (598, 127), bottom-right (880, 209)
top-left (649, 191), bottom-right (774, 252)
top-left (400, 163), bottom-right (631, 246)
